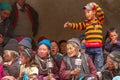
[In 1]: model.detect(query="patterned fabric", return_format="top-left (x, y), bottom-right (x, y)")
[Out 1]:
top-left (20, 64), bottom-right (39, 77)
top-left (0, 64), bottom-right (5, 80)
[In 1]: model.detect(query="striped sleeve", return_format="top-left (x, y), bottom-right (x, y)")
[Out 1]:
top-left (95, 4), bottom-right (104, 24)
top-left (69, 22), bottom-right (86, 30)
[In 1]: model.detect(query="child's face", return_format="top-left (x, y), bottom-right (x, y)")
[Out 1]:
top-left (84, 9), bottom-right (96, 20)
top-left (51, 42), bottom-right (59, 56)
top-left (59, 42), bottom-right (67, 54)
top-left (109, 32), bottom-right (118, 41)
top-left (20, 55), bottom-right (27, 64)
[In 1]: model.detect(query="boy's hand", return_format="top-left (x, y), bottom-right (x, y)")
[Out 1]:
top-left (64, 21), bottom-right (69, 28)
top-left (111, 39), bottom-right (118, 44)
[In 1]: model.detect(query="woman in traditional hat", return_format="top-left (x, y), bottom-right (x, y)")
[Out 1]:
top-left (100, 51), bottom-right (120, 80)
top-left (59, 38), bottom-right (97, 80)
top-left (35, 39), bottom-right (60, 80)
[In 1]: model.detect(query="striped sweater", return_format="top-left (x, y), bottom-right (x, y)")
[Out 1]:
top-left (69, 4), bottom-right (104, 44)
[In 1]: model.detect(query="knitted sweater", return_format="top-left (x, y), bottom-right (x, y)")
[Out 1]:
top-left (69, 3), bottom-right (104, 44)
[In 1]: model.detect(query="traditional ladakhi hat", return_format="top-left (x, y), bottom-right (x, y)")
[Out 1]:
top-left (37, 39), bottom-right (51, 49)
top-left (67, 37), bottom-right (81, 47)
top-left (18, 37), bottom-right (32, 49)
top-left (4, 39), bottom-right (19, 52)
top-left (108, 51), bottom-right (120, 63)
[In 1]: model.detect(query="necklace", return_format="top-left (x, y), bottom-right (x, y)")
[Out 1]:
top-left (36, 56), bottom-right (48, 71)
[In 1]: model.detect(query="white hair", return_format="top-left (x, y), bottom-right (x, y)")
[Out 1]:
top-left (4, 50), bottom-right (19, 57)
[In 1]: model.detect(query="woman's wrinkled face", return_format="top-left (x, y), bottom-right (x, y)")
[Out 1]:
top-left (37, 44), bottom-right (50, 59)
top-left (106, 57), bottom-right (115, 71)
top-left (66, 43), bottom-right (78, 57)
top-left (3, 50), bottom-right (12, 62)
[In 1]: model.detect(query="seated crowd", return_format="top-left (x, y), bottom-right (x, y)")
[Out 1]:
top-left (0, 1), bottom-right (120, 80)
top-left (0, 31), bottom-right (120, 80)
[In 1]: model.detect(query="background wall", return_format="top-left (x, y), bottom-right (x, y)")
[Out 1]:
top-left (3, 0), bottom-right (120, 41)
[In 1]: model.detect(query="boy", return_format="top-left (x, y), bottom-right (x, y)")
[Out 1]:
top-left (64, 2), bottom-right (104, 71)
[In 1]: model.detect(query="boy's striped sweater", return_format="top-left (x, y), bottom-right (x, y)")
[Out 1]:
top-left (69, 4), bottom-right (104, 44)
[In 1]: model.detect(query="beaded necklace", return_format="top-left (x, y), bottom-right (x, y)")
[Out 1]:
top-left (36, 55), bottom-right (48, 71)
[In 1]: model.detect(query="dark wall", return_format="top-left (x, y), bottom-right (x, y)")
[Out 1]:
top-left (3, 0), bottom-right (120, 41)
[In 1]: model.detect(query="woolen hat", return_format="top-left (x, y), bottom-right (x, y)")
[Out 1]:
top-left (0, 2), bottom-right (12, 11)
top-left (67, 38), bottom-right (81, 47)
top-left (4, 39), bottom-right (19, 52)
top-left (108, 51), bottom-right (120, 63)
top-left (18, 37), bottom-right (32, 49)
top-left (38, 39), bottom-right (51, 49)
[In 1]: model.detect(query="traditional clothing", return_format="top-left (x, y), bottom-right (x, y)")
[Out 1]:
top-left (35, 55), bottom-right (60, 80)
top-left (60, 52), bottom-right (97, 80)
top-left (10, 3), bottom-right (39, 37)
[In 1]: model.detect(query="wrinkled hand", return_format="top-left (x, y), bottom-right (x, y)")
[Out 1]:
top-left (50, 78), bottom-right (56, 80)
top-left (64, 21), bottom-right (70, 28)
top-left (71, 67), bottom-right (80, 76)
top-left (48, 73), bottom-right (55, 80)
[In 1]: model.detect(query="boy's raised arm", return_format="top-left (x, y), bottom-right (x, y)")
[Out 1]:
top-left (94, 3), bottom-right (104, 24)
top-left (64, 21), bottom-right (86, 31)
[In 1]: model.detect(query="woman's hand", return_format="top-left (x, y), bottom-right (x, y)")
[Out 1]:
top-left (44, 73), bottom-right (56, 80)
top-left (71, 67), bottom-right (80, 76)
top-left (48, 73), bottom-right (55, 79)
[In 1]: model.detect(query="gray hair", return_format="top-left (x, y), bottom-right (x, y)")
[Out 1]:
top-left (4, 50), bottom-right (19, 57)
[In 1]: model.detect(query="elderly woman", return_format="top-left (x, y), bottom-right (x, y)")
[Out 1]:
top-left (3, 39), bottom-right (20, 78)
top-left (59, 38), bottom-right (97, 80)
top-left (35, 39), bottom-right (59, 80)
top-left (100, 51), bottom-right (120, 80)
